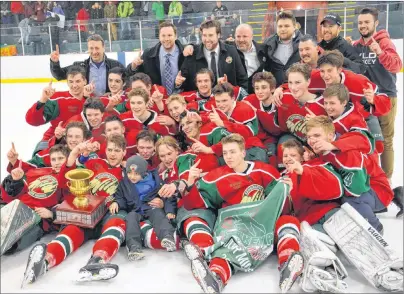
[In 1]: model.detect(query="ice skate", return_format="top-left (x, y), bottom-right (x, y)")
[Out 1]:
top-left (21, 243), bottom-right (48, 288)
top-left (279, 251), bottom-right (304, 293)
top-left (77, 255), bottom-right (119, 282)
top-left (191, 257), bottom-right (224, 293)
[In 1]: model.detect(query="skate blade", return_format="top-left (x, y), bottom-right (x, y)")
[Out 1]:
top-left (191, 259), bottom-right (219, 293)
top-left (280, 254), bottom-right (304, 293)
top-left (76, 268), bottom-right (117, 282)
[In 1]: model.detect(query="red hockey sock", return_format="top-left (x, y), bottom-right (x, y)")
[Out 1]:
top-left (92, 217), bottom-right (126, 262)
top-left (209, 257), bottom-right (232, 285)
top-left (46, 225), bottom-right (85, 268)
top-left (140, 221), bottom-right (180, 250)
top-left (183, 217), bottom-right (214, 250)
top-left (275, 215), bottom-right (301, 266)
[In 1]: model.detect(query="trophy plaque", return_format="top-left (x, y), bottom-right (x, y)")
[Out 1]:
top-left (55, 169), bottom-right (107, 229)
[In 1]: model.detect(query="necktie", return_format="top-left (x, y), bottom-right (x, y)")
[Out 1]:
top-left (211, 52), bottom-right (218, 84)
top-left (164, 54), bottom-right (174, 95)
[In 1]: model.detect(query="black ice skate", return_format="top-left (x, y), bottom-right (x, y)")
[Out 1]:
top-left (21, 243), bottom-right (48, 288)
top-left (191, 257), bottom-right (224, 293)
top-left (279, 251), bottom-right (304, 293)
top-left (392, 186), bottom-right (403, 218)
top-left (77, 255), bottom-right (119, 282)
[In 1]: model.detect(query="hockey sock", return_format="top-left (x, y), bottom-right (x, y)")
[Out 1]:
top-left (183, 217), bottom-right (214, 251)
top-left (140, 221), bottom-right (180, 250)
top-left (275, 215), bottom-right (301, 266)
top-left (92, 217), bottom-right (126, 262)
top-left (46, 225), bottom-right (85, 268)
top-left (209, 257), bottom-right (232, 285)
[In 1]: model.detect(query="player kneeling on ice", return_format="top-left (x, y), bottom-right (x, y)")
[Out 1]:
top-left (109, 155), bottom-right (177, 260)
top-left (1, 144), bottom-right (69, 256)
top-left (280, 139), bottom-right (349, 293)
top-left (181, 133), bottom-right (291, 293)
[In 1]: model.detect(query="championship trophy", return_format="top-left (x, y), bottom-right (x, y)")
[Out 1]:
top-left (54, 169), bottom-right (107, 228)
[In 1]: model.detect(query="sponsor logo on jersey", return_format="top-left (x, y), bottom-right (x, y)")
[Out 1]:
top-left (89, 173), bottom-right (119, 197)
top-left (28, 175), bottom-right (58, 199)
top-left (241, 184), bottom-right (264, 203)
top-left (286, 114), bottom-right (307, 141)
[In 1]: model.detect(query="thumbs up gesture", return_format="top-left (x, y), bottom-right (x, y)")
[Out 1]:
top-left (175, 71), bottom-right (186, 87)
top-left (369, 37), bottom-right (382, 56)
top-left (7, 142), bottom-right (19, 166)
top-left (54, 121), bottom-right (66, 139)
top-left (50, 44), bottom-right (60, 62)
top-left (11, 160), bottom-right (24, 181)
top-left (217, 74), bottom-right (228, 85)
top-left (84, 80), bottom-right (96, 97)
top-left (363, 82), bottom-right (375, 104)
top-left (208, 107), bottom-right (224, 127)
top-left (40, 80), bottom-right (55, 103)
top-left (131, 51), bottom-right (144, 70)
top-left (187, 159), bottom-right (202, 186)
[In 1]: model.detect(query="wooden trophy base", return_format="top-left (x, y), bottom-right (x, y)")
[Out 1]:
top-left (54, 194), bottom-right (107, 228)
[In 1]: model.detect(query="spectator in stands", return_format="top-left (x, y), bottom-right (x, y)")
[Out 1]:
top-left (50, 34), bottom-right (126, 96)
top-left (90, 2), bottom-right (104, 33)
top-left (117, 1), bottom-right (134, 40)
top-left (11, 1), bottom-right (25, 25)
top-left (60, 1), bottom-right (82, 31)
top-left (212, 1), bottom-right (228, 25)
top-left (263, 10), bottom-right (302, 87)
top-left (319, 12), bottom-right (365, 74)
top-left (353, 7), bottom-right (403, 185)
top-left (168, 0), bottom-right (183, 26)
top-left (24, 1), bottom-right (34, 19)
top-left (189, 27), bottom-right (201, 45)
top-left (228, 23), bottom-right (268, 93)
top-left (127, 21), bottom-right (185, 95)
top-left (44, 3), bottom-right (60, 52)
top-left (18, 17), bottom-right (31, 45)
top-left (75, 4), bottom-right (90, 42)
top-left (179, 19), bottom-right (248, 91)
top-left (151, 1), bottom-right (165, 21)
top-left (51, 2), bottom-right (65, 40)
top-left (34, 1), bottom-right (46, 22)
top-left (104, 1), bottom-right (118, 41)
top-left (1, 2), bottom-right (13, 25)
top-left (298, 34), bottom-right (323, 69)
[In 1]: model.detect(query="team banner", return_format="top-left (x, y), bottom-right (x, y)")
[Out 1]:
top-left (205, 182), bottom-right (288, 272)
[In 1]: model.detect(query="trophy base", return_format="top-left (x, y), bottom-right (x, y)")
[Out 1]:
top-left (73, 196), bottom-right (89, 208)
top-left (55, 194), bottom-right (107, 229)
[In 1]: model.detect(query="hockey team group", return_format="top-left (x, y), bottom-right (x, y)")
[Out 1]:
top-left (1, 7), bottom-right (403, 294)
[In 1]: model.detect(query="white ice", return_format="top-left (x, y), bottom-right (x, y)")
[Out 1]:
top-left (1, 77), bottom-right (403, 293)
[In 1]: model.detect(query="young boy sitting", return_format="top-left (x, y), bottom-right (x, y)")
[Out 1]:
top-left (109, 155), bottom-right (177, 260)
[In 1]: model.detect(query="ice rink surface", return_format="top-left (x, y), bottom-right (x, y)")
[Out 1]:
top-left (1, 77), bottom-right (403, 293)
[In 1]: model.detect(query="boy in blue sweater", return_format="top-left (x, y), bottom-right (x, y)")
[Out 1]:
top-left (109, 155), bottom-right (177, 260)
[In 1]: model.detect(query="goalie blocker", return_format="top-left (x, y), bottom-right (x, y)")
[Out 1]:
top-left (324, 203), bottom-right (403, 292)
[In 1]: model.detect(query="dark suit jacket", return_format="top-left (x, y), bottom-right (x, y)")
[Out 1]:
top-left (180, 41), bottom-right (248, 91)
top-left (126, 39), bottom-right (185, 86)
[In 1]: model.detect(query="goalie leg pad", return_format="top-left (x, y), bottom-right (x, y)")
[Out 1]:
top-left (324, 203), bottom-right (403, 292)
top-left (299, 221), bottom-right (348, 293)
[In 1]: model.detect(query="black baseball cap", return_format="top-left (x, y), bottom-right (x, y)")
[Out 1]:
top-left (321, 13), bottom-right (342, 26)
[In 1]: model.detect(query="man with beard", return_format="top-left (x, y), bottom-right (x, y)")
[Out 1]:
top-left (127, 21), bottom-right (185, 95)
top-left (50, 34), bottom-right (125, 96)
top-left (263, 10), bottom-right (302, 87)
top-left (178, 19), bottom-right (248, 91)
top-left (352, 7), bottom-right (402, 191)
top-left (318, 13), bottom-right (365, 74)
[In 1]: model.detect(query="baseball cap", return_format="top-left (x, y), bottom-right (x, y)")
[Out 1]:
top-left (126, 155), bottom-right (148, 177)
top-left (321, 13), bottom-right (342, 26)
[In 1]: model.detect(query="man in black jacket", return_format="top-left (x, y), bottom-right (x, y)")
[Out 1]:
top-left (230, 23), bottom-right (268, 94)
top-left (263, 10), bottom-right (303, 87)
top-left (49, 34), bottom-right (125, 96)
top-left (177, 19), bottom-right (248, 92)
top-left (318, 13), bottom-right (365, 74)
top-left (127, 21), bottom-right (185, 95)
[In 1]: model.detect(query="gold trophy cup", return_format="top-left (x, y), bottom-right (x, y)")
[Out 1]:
top-left (65, 169), bottom-right (94, 208)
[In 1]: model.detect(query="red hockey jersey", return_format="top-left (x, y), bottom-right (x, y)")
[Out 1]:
top-left (25, 91), bottom-right (86, 140)
top-left (184, 161), bottom-right (280, 210)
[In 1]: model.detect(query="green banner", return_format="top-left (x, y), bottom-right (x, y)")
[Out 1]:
top-left (204, 182), bottom-right (288, 273)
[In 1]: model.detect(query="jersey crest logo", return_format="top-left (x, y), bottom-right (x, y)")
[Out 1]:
top-left (28, 175), bottom-right (58, 199)
top-left (89, 172), bottom-right (119, 197)
top-left (241, 184), bottom-right (264, 203)
top-left (286, 114), bottom-right (307, 141)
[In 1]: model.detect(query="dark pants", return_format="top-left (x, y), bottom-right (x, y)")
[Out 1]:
top-left (342, 189), bottom-right (385, 232)
top-left (125, 208), bottom-right (175, 249)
